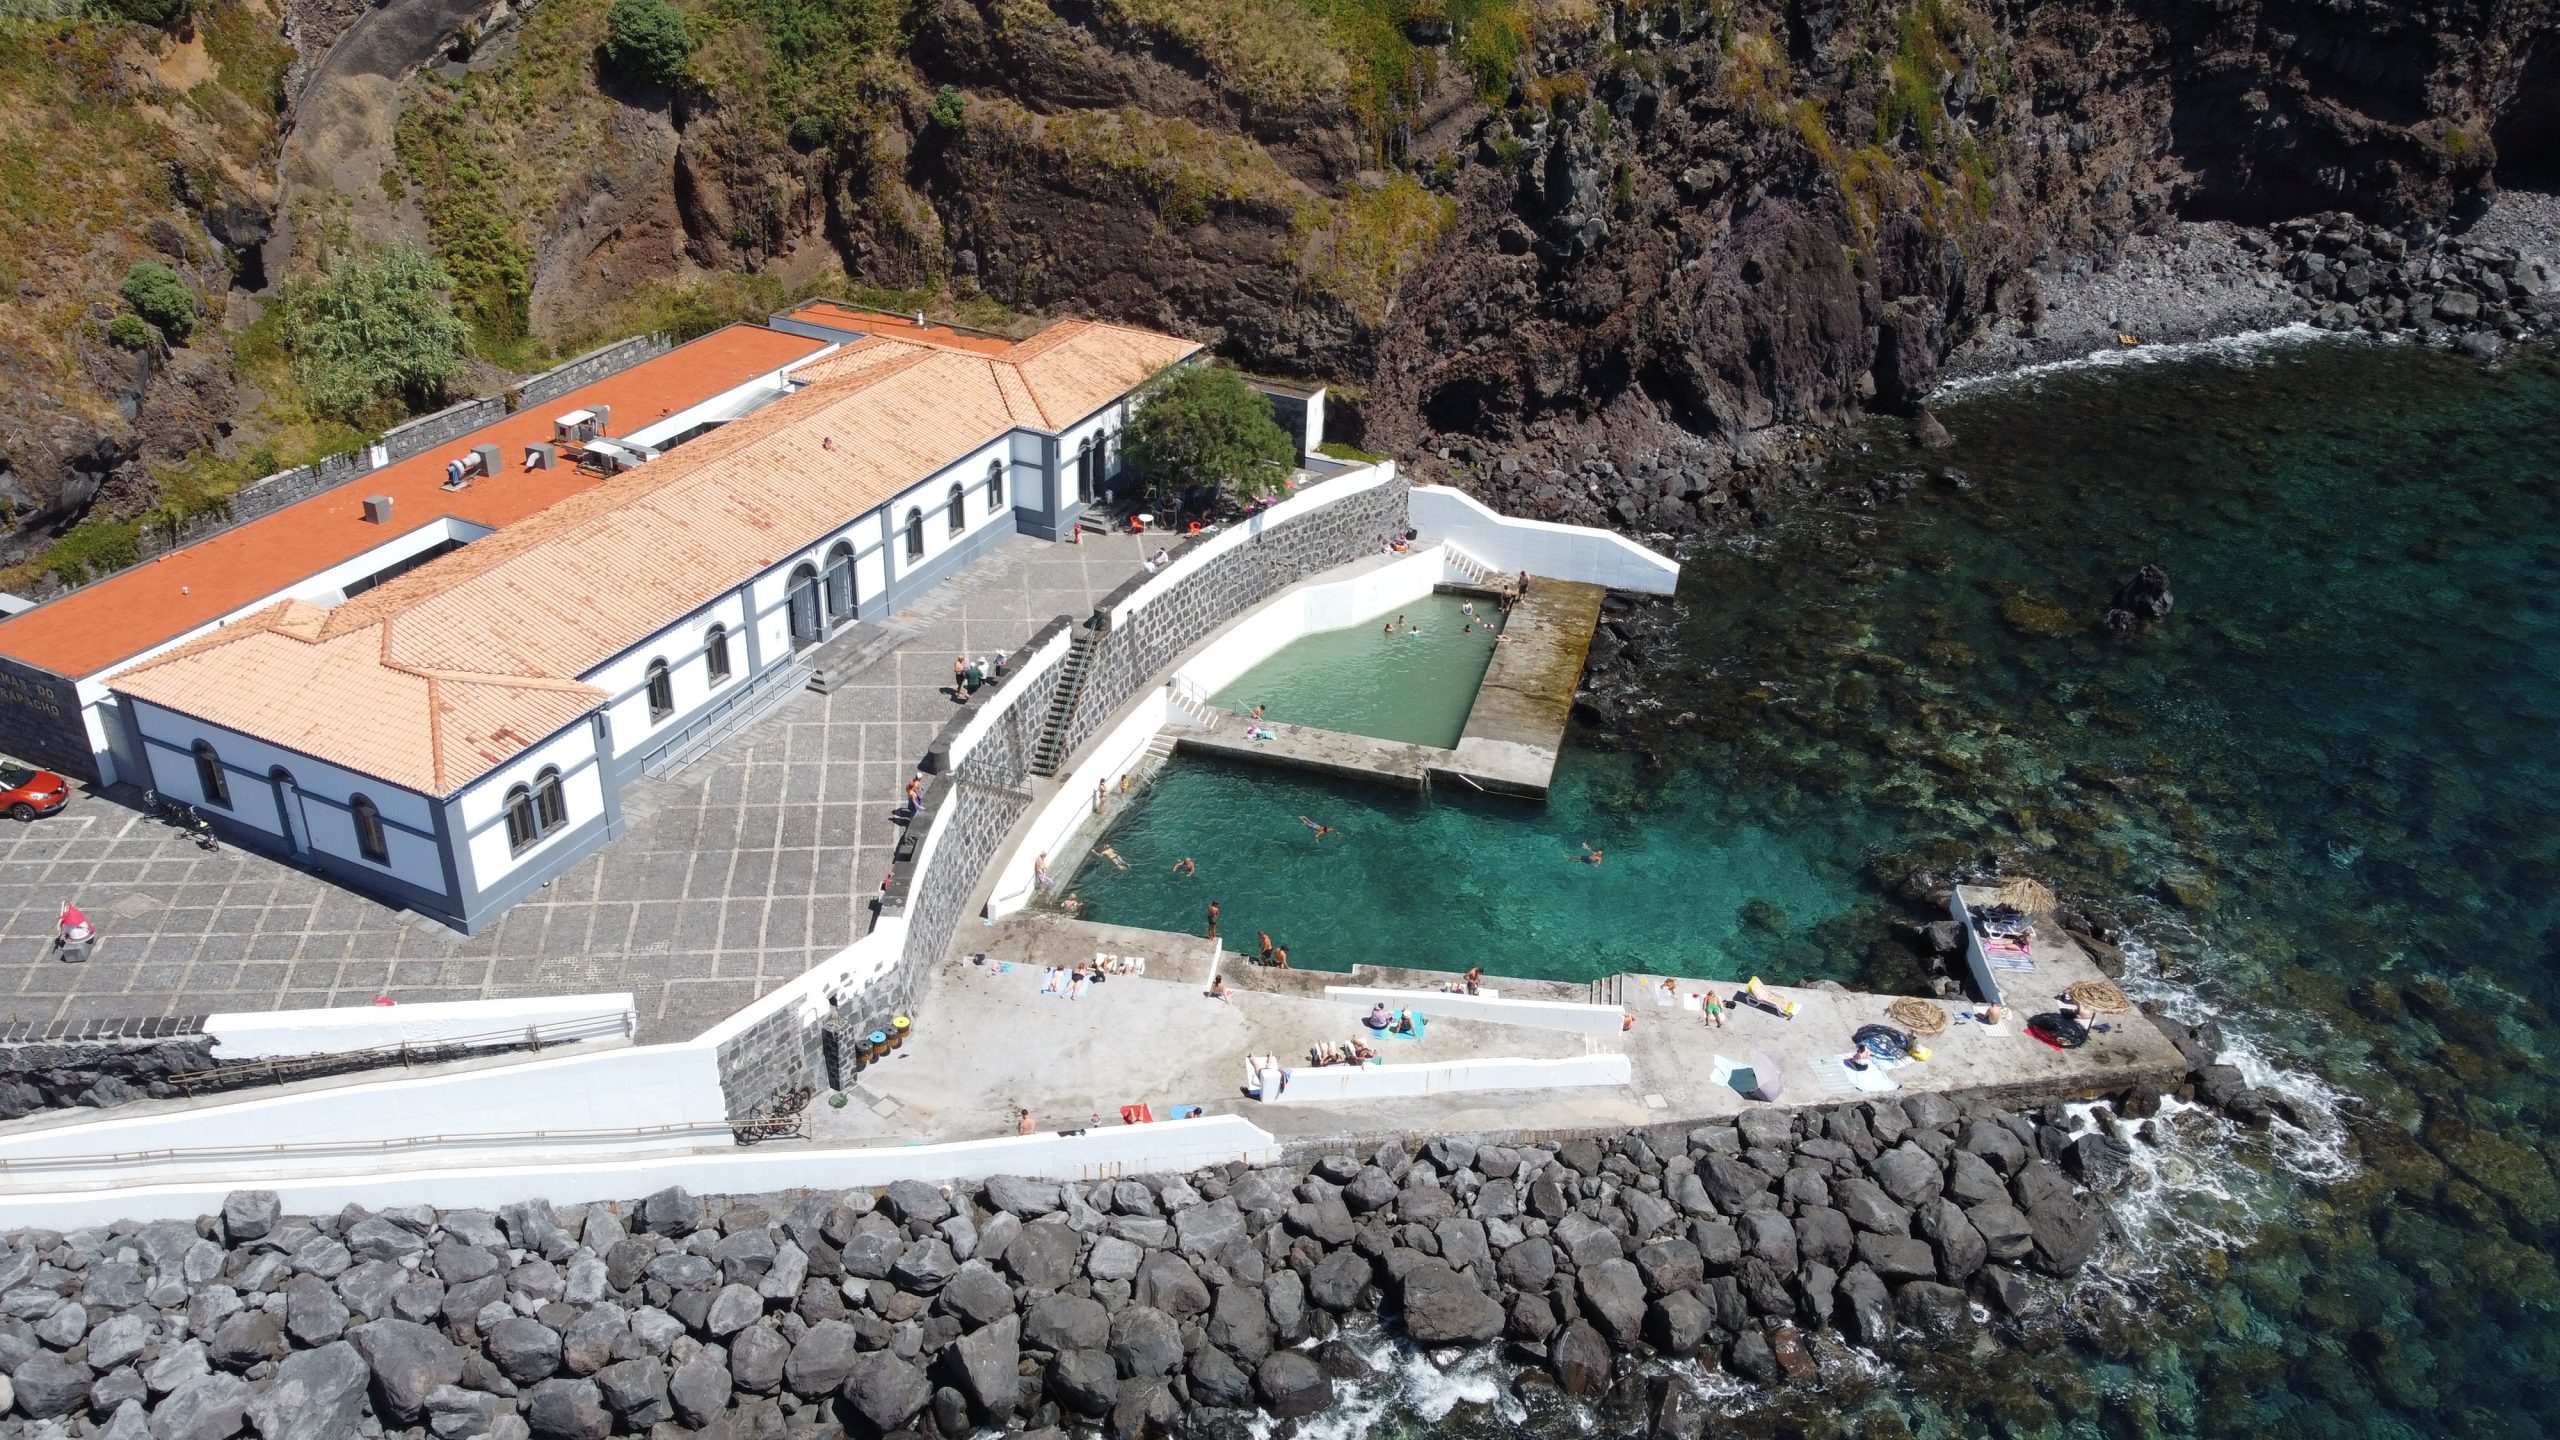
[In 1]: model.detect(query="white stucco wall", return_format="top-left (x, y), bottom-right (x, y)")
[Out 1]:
top-left (1169, 547), bottom-right (1456, 702)
top-left (1408, 485), bottom-right (1681, 594)
top-left (123, 700), bottom-right (448, 897)
top-left (206, 994), bottom-right (636, 1060)
top-left (1323, 986), bottom-right (1629, 1036)
top-left (0, 1114), bottom-right (1283, 1232)
top-left (1249, 1052), bottom-right (1631, 1104)
top-left (454, 719), bottom-right (605, 892)
top-left (592, 591), bottom-right (751, 759)
top-left (0, 1043), bottom-right (729, 1181)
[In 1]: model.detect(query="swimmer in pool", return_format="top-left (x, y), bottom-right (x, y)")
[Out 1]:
top-left (1578, 843), bottom-right (1604, 866)
top-left (1171, 856), bottom-right (1196, 876)
top-left (1299, 816), bottom-right (1334, 842)
top-left (1097, 846), bottom-right (1127, 870)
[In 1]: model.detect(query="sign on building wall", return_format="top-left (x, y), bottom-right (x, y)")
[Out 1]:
top-left (0, 655), bottom-right (95, 783)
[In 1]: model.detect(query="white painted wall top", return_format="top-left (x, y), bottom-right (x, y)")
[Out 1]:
top-left (1408, 485), bottom-right (1681, 594)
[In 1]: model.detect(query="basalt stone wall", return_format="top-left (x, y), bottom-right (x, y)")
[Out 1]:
top-left (517, 336), bottom-right (673, 410)
top-left (0, 1083), bottom-right (2283, 1440)
top-left (712, 1008), bottom-right (821, 1124)
top-left (0, 653), bottom-right (94, 784)
top-left (0, 1032), bottom-right (215, 1116)
top-left (1062, 474), bottom-right (1410, 760)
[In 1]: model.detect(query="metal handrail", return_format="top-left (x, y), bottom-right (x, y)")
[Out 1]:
top-left (166, 1011), bottom-right (635, 1096)
top-left (0, 1119), bottom-right (737, 1176)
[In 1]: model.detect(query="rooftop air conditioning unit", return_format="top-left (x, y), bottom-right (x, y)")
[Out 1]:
top-left (362, 496), bottom-right (393, 524)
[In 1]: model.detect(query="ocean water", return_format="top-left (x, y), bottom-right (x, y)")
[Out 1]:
top-left (1076, 336), bottom-right (2560, 1438)
top-left (1208, 591), bottom-right (1503, 747)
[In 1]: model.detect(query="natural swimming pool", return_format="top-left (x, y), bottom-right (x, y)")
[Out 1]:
top-left (1059, 750), bottom-right (1872, 983)
top-left (1206, 591), bottom-right (1501, 748)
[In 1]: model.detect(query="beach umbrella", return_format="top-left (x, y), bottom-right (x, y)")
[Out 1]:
top-left (1730, 1051), bottom-right (1786, 1102)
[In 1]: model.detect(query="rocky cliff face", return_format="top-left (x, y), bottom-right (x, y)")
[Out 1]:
top-left (9, 0), bottom-right (2555, 579)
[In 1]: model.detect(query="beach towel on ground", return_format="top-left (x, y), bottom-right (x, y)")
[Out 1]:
top-left (1810, 1056), bottom-right (1899, 1094)
top-left (1710, 1055), bottom-right (1740, 1087)
top-left (1732, 990), bottom-right (1796, 1019)
top-left (1386, 1011), bottom-right (1427, 1041)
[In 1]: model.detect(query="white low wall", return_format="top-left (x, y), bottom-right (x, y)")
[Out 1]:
top-left (1171, 548), bottom-right (1459, 702)
top-left (207, 995), bottom-right (636, 1060)
top-left (1254, 1053), bottom-right (1630, 1104)
top-left (0, 1045), bottom-right (730, 1187)
top-left (1410, 485), bottom-right (1680, 594)
top-left (0, 1115), bottom-right (1284, 1231)
top-left (1325, 986), bottom-right (1628, 1037)
top-left (986, 690), bottom-right (1171, 920)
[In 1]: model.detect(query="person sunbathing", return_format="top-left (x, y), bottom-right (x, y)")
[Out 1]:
top-left (1363, 1004), bottom-right (1391, 1030)
top-left (1349, 1039), bottom-right (1377, 1062)
top-left (1392, 1011), bottom-right (1418, 1036)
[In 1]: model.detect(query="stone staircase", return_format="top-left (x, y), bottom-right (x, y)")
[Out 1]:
top-left (1027, 630), bottom-right (1098, 777)
top-left (1587, 972), bottom-right (1637, 1009)
top-left (1442, 545), bottom-right (1501, 589)
top-left (1163, 677), bottom-right (1224, 732)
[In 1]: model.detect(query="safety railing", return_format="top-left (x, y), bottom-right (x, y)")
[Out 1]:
top-left (167, 1010), bottom-right (633, 1097)
top-left (0, 1117), bottom-right (736, 1178)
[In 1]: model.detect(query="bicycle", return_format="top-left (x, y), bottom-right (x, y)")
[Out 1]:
top-left (143, 791), bottom-right (217, 852)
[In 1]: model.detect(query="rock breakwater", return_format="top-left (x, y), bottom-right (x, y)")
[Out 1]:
top-left (0, 1089), bottom-right (2239, 1439)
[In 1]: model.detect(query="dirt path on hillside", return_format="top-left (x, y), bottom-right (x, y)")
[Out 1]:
top-left (260, 0), bottom-right (488, 286)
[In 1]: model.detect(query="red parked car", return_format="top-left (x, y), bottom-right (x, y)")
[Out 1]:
top-left (0, 765), bottom-right (68, 821)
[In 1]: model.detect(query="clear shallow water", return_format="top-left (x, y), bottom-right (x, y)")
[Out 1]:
top-left (1207, 592), bottom-right (1503, 746)
top-left (1099, 337), bottom-right (2560, 1438)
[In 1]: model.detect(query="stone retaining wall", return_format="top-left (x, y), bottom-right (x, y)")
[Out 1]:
top-left (0, 1081), bottom-right (2247, 1438)
top-left (1063, 475), bottom-right (1409, 761)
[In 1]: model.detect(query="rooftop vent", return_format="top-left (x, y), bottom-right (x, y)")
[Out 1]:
top-left (362, 496), bottom-right (393, 525)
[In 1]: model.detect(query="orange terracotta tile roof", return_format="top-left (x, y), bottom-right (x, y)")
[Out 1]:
top-left (0, 325), bottom-right (830, 679)
top-left (107, 314), bottom-right (1200, 796)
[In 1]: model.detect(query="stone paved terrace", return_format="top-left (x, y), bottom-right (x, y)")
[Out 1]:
top-left (0, 531), bottom-right (1154, 1043)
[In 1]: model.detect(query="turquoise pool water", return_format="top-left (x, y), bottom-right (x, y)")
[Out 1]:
top-left (1070, 337), bottom-right (2560, 1439)
top-left (1206, 591), bottom-right (1501, 747)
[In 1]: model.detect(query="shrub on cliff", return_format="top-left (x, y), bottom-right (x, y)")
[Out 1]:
top-left (1123, 364), bottom-right (1297, 502)
top-left (119, 261), bottom-right (195, 343)
top-left (605, 0), bottom-right (693, 87)
top-left (280, 248), bottom-right (471, 426)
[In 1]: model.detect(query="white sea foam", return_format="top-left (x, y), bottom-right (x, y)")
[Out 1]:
top-left (1244, 1328), bottom-right (1518, 1440)
top-left (1928, 323), bottom-right (2348, 401)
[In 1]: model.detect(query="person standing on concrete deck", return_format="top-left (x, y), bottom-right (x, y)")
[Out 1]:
top-left (1206, 900), bottom-right (1220, 940)
top-left (1519, 571), bottom-right (1531, 594)
top-left (953, 656), bottom-right (969, 703)
top-left (1034, 853), bottom-right (1053, 890)
top-left (1256, 930), bottom-right (1273, 964)
top-left (1094, 779), bottom-right (1106, 815)
top-left (900, 775), bottom-right (923, 819)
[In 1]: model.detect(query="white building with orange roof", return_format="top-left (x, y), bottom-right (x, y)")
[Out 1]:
top-left (0, 304), bottom-right (1311, 932)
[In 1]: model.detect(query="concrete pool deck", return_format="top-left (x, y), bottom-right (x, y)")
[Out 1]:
top-left (816, 900), bottom-right (2186, 1149)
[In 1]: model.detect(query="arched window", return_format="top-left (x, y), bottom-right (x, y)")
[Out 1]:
top-left (504, 785), bottom-right (537, 854)
top-left (535, 766), bottom-right (567, 833)
top-left (946, 482), bottom-right (966, 535)
top-left (645, 659), bottom-right (674, 722)
top-left (824, 541), bottom-right (855, 620)
top-left (985, 458), bottom-right (1004, 509)
top-left (905, 508), bottom-right (925, 560)
top-left (351, 794), bottom-right (388, 863)
top-left (192, 740), bottom-right (230, 809)
top-left (787, 562), bottom-right (822, 650)
top-left (705, 625), bottom-right (732, 685)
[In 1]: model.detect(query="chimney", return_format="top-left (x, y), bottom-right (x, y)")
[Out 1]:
top-left (362, 496), bottom-right (393, 524)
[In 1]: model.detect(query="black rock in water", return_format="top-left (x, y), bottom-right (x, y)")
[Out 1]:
top-left (2104, 563), bottom-right (2176, 630)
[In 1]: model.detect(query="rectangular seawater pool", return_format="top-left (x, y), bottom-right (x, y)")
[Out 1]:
top-left (1208, 592), bottom-right (1502, 748)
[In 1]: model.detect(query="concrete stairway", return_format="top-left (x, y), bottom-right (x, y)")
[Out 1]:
top-left (1027, 630), bottom-right (1098, 777)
